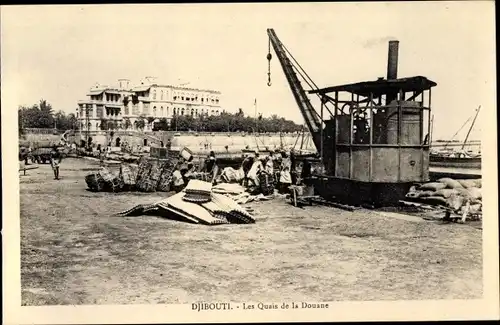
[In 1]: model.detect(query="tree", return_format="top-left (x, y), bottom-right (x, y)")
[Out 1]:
top-left (37, 99), bottom-right (55, 128)
top-left (123, 117), bottom-right (132, 130)
top-left (135, 118), bottom-right (145, 130)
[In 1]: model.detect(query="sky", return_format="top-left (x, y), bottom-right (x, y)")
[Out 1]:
top-left (1, 2), bottom-right (495, 141)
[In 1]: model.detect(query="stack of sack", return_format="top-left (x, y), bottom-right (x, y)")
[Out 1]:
top-left (405, 178), bottom-right (482, 216)
top-left (117, 179), bottom-right (255, 225)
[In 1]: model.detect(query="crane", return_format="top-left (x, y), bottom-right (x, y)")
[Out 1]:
top-left (266, 28), bottom-right (333, 153)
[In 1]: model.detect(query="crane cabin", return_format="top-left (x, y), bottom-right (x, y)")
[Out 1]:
top-left (310, 42), bottom-right (436, 206)
top-left (266, 30), bottom-right (437, 206)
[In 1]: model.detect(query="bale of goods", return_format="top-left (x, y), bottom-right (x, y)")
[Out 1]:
top-left (156, 159), bottom-right (179, 192)
top-left (419, 182), bottom-right (447, 191)
top-left (85, 173), bottom-right (105, 192)
top-left (119, 164), bottom-right (138, 188)
top-left (98, 167), bottom-right (123, 192)
top-left (437, 178), bottom-right (464, 189)
top-left (135, 157), bottom-right (164, 192)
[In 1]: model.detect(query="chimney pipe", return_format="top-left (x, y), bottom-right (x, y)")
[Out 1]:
top-left (387, 40), bottom-right (399, 80)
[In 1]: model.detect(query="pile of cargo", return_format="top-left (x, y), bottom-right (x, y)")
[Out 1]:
top-left (85, 156), bottom-right (179, 193)
top-left (117, 180), bottom-right (256, 225)
top-left (405, 178), bottom-right (482, 221)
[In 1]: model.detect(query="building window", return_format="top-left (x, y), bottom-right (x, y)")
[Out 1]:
top-left (153, 106), bottom-right (157, 116)
top-left (181, 108), bottom-right (185, 116)
top-left (160, 106), bottom-right (164, 116)
top-left (160, 90), bottom-right (164, 100)
top-left (167, 107), bottom-right (170, 116)
top-left (173, 108), bottom-right (177, 115)
top-left (153, 90), bottom-right (157, 100)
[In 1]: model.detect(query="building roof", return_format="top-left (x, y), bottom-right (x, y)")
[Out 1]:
top-left (309, 76), bottom-right (437, 97)
top-left (132, 85), bottom-right (152, 92)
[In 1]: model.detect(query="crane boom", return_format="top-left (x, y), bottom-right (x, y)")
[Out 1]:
top-left (267, 28), bottom-right (322, 150)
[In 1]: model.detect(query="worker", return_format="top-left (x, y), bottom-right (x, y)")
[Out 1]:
top-left (241, 153), bottom-right (254, 186)
top-left (301, 159), bottom-right (313, 186)
top-left (203, 151), bottom-right (219, 184)
top-left (183, 162), bottom-right (197, 182)
top-left (279, 151), bottom-right (292, 193)
top-left (247, 155), bottom-right (264, 188)
top-left (264, 155), bottom-right (274, 175)
top-left (171, 165), bottom-right (185, 193)
top-left (290, 149), bottom-right (298, 185)
top-left (49, 144), bottom-right (62, 180)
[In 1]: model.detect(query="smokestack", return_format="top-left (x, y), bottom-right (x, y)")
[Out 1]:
top-left (387, 40), bottom-right (399, 80)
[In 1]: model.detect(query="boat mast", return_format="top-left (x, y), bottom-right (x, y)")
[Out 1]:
top-left (461, 105), bottom-right (481, 151)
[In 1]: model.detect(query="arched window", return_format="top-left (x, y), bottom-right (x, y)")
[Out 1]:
top-left (191, 109), bottom-right (194, 116)
top-left (160, 90), bottom-right (164, 100)
top-left (181, 108), bottom-right (185, 116)
top-left (160, 106), bottom-right (164, 116)
top-left (153, 90), bottom-right (157, 100)
top-left (153, 106), bottom-right (157, 116)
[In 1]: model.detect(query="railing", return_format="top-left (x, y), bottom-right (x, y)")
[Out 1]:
top-left (23, 128), bottom-right (62, 134)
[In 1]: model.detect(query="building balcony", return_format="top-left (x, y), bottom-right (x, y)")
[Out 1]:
top-left (78, 99), bottom-right (124, 106)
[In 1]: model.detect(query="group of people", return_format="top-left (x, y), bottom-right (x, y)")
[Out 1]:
top-left (170, 151), bottom-right (219, 193)
top-left (217, 149), bottom-right (312, 195)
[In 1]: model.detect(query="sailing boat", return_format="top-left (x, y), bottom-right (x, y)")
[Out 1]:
top-left (430, 106), bottom-right (481, 169)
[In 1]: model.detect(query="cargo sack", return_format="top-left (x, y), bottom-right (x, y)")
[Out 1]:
top-left (434, 188), bottom-right (459, 198)
top-left (467, 187), bottom-right (482, 200)
top-left (446, 194), bottom-right (466, 211)
top-left (419, 182), bottom-right (446, 191)
top-left (458, 179), bottom-right (478, 189)
top-left (418, 190), bottom-right (436, 198)
top-left (420, 196), bottom-right (448, 206)
top-left (438, 178), bottom-right (464, 189)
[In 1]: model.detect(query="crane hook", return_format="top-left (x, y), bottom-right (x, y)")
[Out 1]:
top-left (267, 39), bottom-right (272, 87)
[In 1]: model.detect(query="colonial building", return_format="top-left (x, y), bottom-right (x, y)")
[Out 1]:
top-left (77, 78), bottom-right (222, 131)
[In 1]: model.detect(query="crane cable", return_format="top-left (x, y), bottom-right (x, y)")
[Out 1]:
top-left (267, 37), bottom-right (272, 86)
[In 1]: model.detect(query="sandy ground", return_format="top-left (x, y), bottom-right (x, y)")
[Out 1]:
top-left (20, 158), bottom-right (483, 305)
